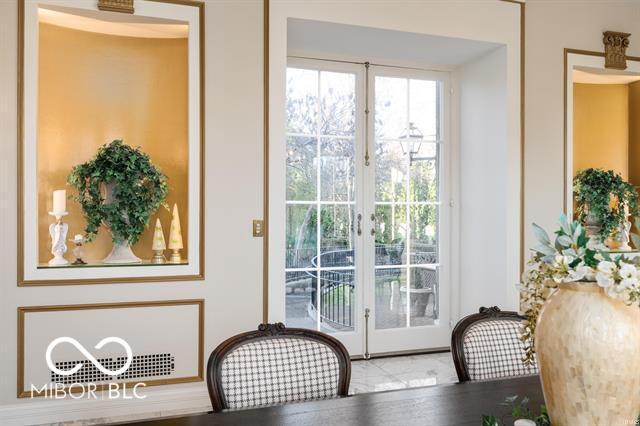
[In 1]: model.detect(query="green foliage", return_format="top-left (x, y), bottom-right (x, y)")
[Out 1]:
top-left (573, 168), bottom-right (639, 240)
top-left (482, 396), bottom-right (551, 426)
top-left (67, 140), bottom-right (168, 245)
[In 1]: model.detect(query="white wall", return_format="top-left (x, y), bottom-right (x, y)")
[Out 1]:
top-left (457, 47), bottom-right (508, 316)
top-left (525, 0), bottom-right (640, 253)
top-left (0, 0), bottom-right (265, 423)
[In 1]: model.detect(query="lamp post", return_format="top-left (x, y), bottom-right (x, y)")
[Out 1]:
top-left (398, 122), bottom-right (424, 165)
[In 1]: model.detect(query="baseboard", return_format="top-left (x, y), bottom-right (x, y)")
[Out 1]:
top-left (0, 383), bottom-right (211, 426)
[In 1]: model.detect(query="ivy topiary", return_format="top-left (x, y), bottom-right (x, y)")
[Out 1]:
top-left (573, 168), bottom-right (639, 240)
top-left (67, 140), bottom-right (168, 245)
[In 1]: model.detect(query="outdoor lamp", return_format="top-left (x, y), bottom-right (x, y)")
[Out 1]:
top-left (398, 122), bottom-right (423, 164)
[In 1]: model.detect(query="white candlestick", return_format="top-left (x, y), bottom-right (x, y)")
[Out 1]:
top-left (52, 189), bottom-right (66, 214)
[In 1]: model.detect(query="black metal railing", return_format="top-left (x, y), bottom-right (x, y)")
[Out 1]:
top-left (285, 244), bottom-right (437, 329)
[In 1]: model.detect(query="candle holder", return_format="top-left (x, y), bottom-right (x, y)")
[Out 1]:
top-left (169, 248), bottom-right (181, 263)
top-left (69, 234), bottom-right (87, 265)
top-left (48, 211), bottom-right (69, 266)
top-left (152, 250), bottom-right (166, 264)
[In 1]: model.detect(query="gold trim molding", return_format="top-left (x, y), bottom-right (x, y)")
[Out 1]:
top-left (97, 0), bottom-right (134, 14)
top-left (17, 0), bottom-right (205, 286)
top-left (17, 299), bottom-right (205, 398)
top-left (603, 31), bottom-right (631, 70)
top-left (563, 48), bottom-right (640, 213)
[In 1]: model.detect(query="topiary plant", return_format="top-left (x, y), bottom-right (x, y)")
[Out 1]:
top-left (67, 140), bottom-right (168, 248)
top-left (573, 168), bottom-right (638, 240)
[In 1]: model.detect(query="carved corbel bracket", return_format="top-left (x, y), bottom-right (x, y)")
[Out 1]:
top-left (603, 31), bottom-right (631, 70)
top-left (98, 0), bottom-right (134, 14)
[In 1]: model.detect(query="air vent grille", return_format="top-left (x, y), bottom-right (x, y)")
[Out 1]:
top-left (51, 353), bottom-right (175, 385)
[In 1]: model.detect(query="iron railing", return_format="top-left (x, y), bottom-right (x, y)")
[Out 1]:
top-left (286, 244), bottom-right (436, 329)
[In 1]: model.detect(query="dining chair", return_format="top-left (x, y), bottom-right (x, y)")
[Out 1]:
top-left (450, 306), bottom-right (538, 382)
top-left (206, 322), bottom-right (351, 412)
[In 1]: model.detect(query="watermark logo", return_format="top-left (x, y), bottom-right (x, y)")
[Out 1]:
top-left (45, 337), bottom-right (133, 377)
top-left (32, 336), bottom-right (145, 400)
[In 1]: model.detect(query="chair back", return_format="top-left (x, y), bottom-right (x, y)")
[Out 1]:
top-left (451, 306), bottom-right (538, 382)
top-left (207, 323), bottom-right (351, 412)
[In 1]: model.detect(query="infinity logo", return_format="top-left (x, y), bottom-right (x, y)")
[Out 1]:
top-left (45, 337), bottom-right (133, 377)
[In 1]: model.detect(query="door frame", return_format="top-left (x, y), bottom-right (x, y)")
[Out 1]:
top-left (271, 56), bottom-right (459, 357)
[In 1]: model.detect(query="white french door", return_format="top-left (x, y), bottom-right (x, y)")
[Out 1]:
top-left (283, 58), bottom-right (450, 356)
top-left (364, 67), bottom-right (451, 355)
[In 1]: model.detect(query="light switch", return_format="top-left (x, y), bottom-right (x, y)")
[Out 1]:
top-left (253, 220), bottom-right (264, 237)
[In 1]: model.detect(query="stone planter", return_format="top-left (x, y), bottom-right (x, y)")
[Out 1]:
top-left (102, 182), bottom-right (141, 264)
top-left (535, 281), bottom-right (640, 425)
top-left (584, 211), bottom-right (603, 247)
top-left (400, 286), bottom-right (433, 317)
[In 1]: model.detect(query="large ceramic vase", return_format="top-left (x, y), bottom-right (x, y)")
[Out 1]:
top-left (535, 282), bottom-right (640, 425)
top-left (102, 182), bottom-right (141, 264)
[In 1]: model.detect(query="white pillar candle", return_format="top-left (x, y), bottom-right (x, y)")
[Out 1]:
top-left (52, 189), bottom-right (66, 214)
top-left (513, 420), bottom-right (536, 426)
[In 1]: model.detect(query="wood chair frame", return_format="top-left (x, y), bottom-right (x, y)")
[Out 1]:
top-left (450, 306), bottom-right (527, 383)
top-left (206, 322), bottom-right (351, 412)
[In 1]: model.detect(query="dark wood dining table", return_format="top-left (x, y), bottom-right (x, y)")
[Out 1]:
top-left (125, 375), bottom-right (543, 426)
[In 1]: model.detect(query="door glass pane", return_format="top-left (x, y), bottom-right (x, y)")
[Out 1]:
top-left (320, 204), bottom-right (355, 267)
top-left (285, 66), bottom-right (357, 332)
top-left (409, 266), bottom-right (438, 326)
top-left (320, 269), bottom-right (355, 332)
top-left (409, 79), bottom-right (438, 141)
top-left (374, 75), bottom-right (441, 330)
top-left (375, 76), bottom-right (407, 139)
top-left (321, 138), bottom-right (355, 202)
top-left (286, 68), bottom-right (318, 135)
top-left (375, 268), bottom-right (407, 329)
top-left (286, 204), bottom-right (317, 269)
top-left (320, 72), bottom-right (355, 136)
top-left (375, 141), bottom-right (407, 202)
top-left (409, 143), bottom-right (438, 202)
top-left (410, 205), bottom-right (438, 264)
top-left (375, 204), bottom-right (407, 266)
top-left (287, 136), bottom-right (317, 201)
top-left (286, 271), bottom-right (316, 329)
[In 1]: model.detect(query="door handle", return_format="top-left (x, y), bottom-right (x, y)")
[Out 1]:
top-left (356, 214), bottom-right (362, 236)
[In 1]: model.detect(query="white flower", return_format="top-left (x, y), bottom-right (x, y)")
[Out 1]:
top-left (553, 254), bottom-right (575, 268)
top-left (596, 271), bottom-right (615, 288)
top-left (567, 263), bottom-right (594, 282)
top-left (597, 261), bottom-right (617, 274)
top-left (606, 284), bottom-right (630, 301)
top-left (618, 262), bottom-right (638, 281)
top-left (620, 278), bottom-right (638, 290)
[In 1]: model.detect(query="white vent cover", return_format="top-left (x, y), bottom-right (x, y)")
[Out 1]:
top-left (51, 353), bottom-right (175, 385)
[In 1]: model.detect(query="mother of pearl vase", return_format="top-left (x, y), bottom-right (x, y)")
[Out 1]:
top-left (535, 282), bottom-right (640, 426)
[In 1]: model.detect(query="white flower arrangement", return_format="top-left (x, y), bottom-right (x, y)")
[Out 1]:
top-left (520, 214), bottom-right (640, 364)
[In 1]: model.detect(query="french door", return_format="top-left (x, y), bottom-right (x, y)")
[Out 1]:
top-left (284, 58), bottom-right (450, 356)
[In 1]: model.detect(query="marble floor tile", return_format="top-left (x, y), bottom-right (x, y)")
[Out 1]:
top-left (350, 351), bottom-right (458, 395)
